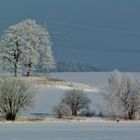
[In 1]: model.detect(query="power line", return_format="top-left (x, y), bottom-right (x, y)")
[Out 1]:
top-left (46, 19), bottom-right (140, 35)
top-left (0, 19), bottom-right (140, 35)
top-left (54, 45), bottom-right (140, 53)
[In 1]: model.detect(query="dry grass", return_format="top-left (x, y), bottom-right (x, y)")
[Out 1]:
top-left (20, 76), bottom-right (65, 85)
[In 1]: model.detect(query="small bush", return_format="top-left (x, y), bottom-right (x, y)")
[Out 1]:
top-left (53, 103), bottom-right (72, 118)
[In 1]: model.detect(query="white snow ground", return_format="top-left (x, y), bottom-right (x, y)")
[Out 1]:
top-left (0, 122), bottom-right (140, 140)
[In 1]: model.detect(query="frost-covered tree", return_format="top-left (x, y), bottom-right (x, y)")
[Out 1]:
top-left (105, 70), bottom-right (140, 120)
top-left (0, 19), bottom-right (55, 76)
top-left (104, 70), bottom-right (123, 119)
top-left (120, 75), bottom-right (140, 120)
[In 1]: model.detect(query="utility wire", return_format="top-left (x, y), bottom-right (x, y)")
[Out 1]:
top-left (0, 19), bottom-right (140, 35)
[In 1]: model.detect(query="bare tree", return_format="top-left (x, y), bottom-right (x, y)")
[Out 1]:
top-left (0, 77), bottom-right (36, 120)
top-left (61, 89), bottom-right (91, 116)
top-left (105, 70), bottom-right (140, 120)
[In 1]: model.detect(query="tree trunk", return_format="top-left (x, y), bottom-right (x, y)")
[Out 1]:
top-left (72, 110), bottom-right (77, 116)
top-left (128, 110), bottom-right (134, 120)
top-left (14, 63), bottom-right (17, 77)
top-left (6, 113), bottom-right (16, 121)
top-left (26, 63), bottom-right (32, 77)
top-left (26, 70), bottom-right (31, 77)
top-left (13, 42), bottom-right (21, 77)
top-left (125, 109), bottom-right (135, 120)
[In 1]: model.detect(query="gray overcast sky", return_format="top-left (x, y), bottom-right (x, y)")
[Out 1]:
top-left (0, 0), bottom-right (140, 71)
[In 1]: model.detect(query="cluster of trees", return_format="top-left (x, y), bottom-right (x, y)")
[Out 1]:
top-left (53, 70), bottom-right (140, 120)
top-left (0, 19), bottom-right (55, 77)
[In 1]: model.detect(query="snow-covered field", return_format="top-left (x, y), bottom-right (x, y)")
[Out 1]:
top-left (0, 122), bottom-right (140, 140)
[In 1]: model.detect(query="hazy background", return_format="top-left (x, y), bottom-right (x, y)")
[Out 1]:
top-left (0, 0), bottom-right (140, 71)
